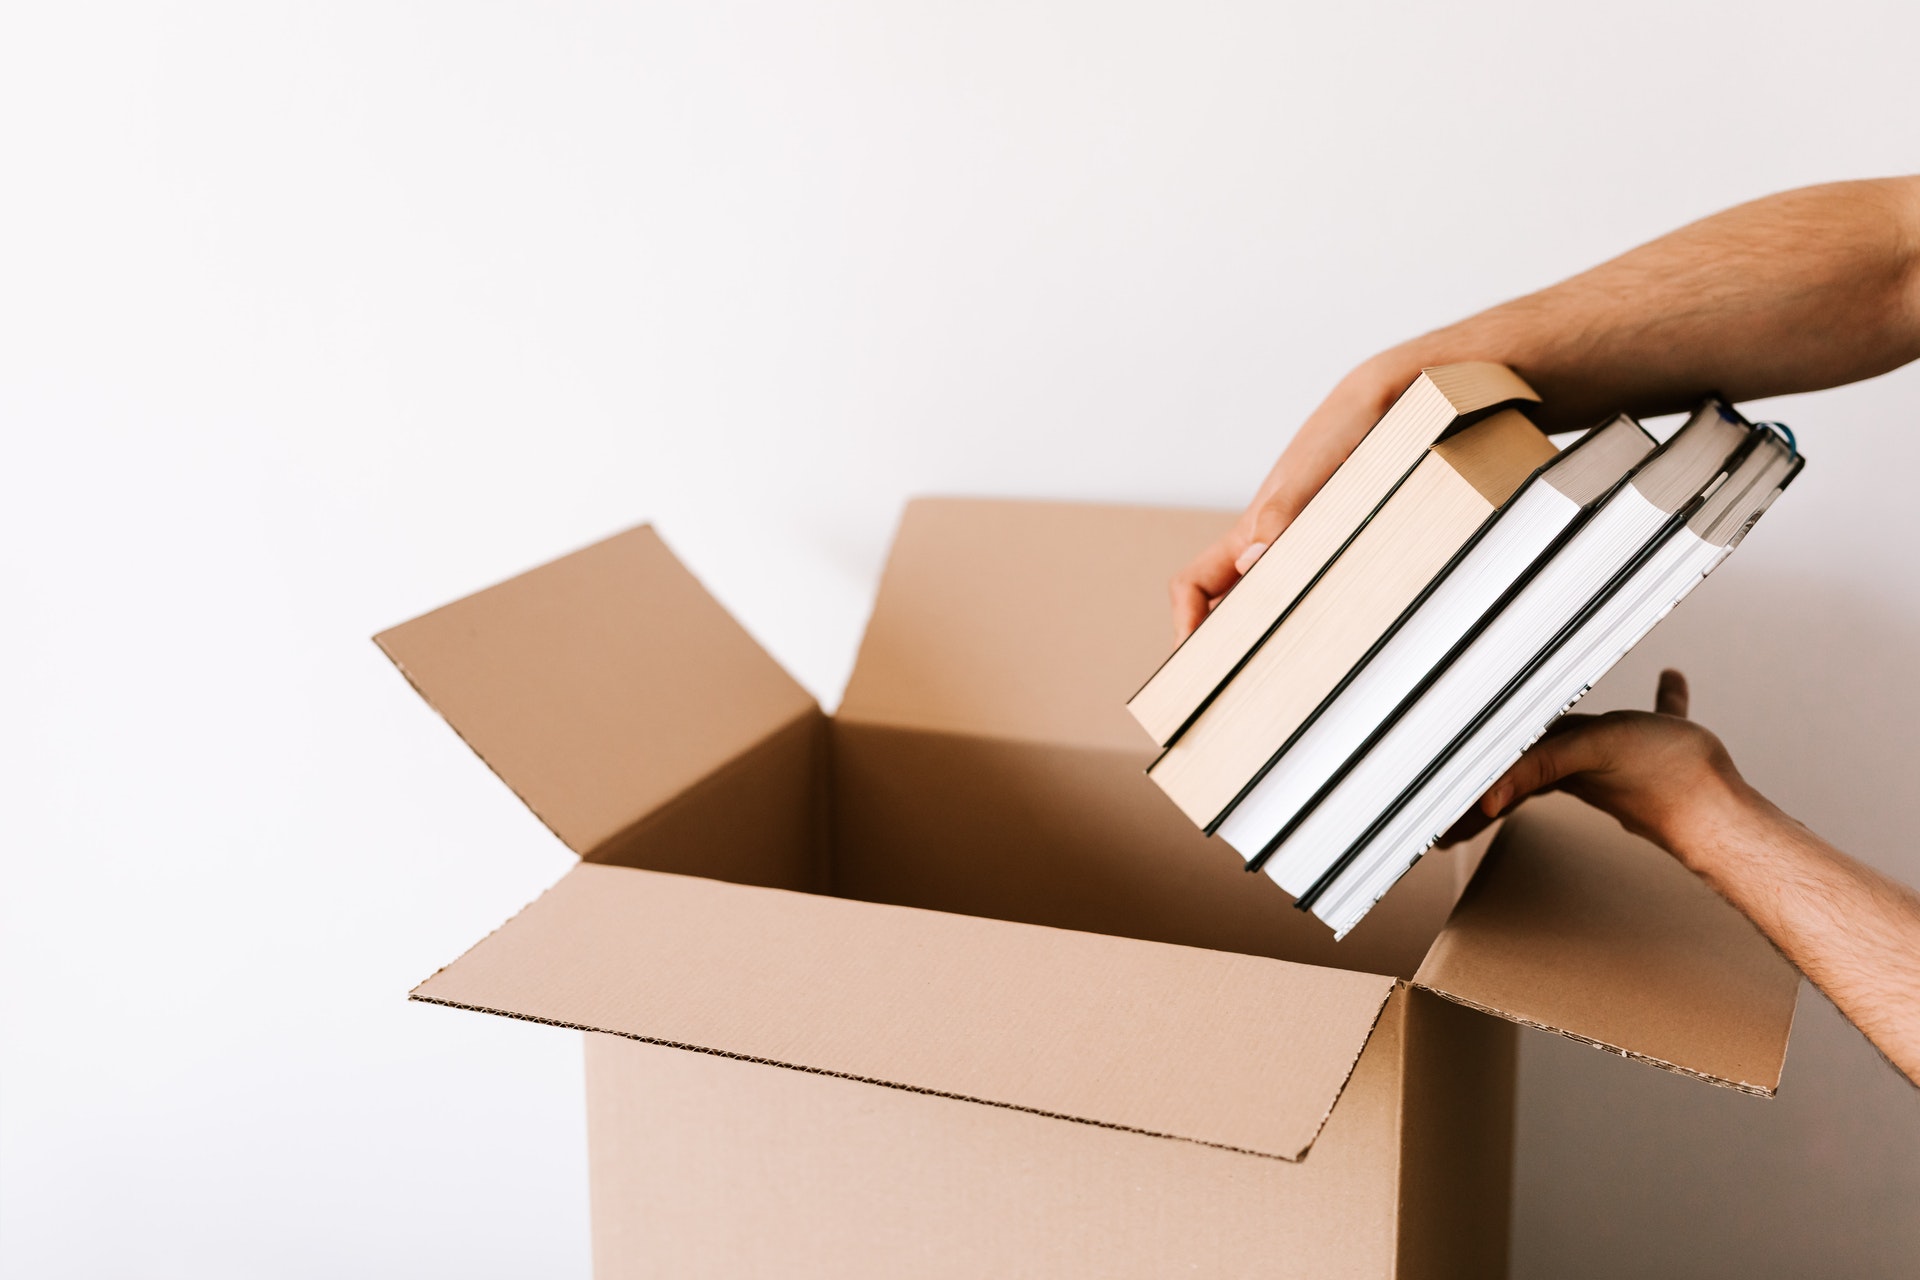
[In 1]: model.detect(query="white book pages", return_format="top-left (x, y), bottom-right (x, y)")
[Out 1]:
top-left (1315, 527), bottom-right (1727, 937)
top-left (1314, 430), bottom-right (1800, 937)
top-left (1217, 483), bottom-right (1581, 860)
top-left (1262, 485), bottom-right (1672, 898)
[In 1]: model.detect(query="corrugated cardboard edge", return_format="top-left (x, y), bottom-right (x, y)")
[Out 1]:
top-left (369, 520), bottom-right (660, 859)
top-left (372, 521), bottom-right (819, 861)
top-left (411, 985), bottom-right (1391, 1162)
top-left (373, 631), bottom-right (820, 866)
top-left (1411, 982), bottom-right (1791, 1098)
top-left (1414, 794), bottom-right (1798, 1097)
top-left (1291, 980), bottom-right (1400, 1160)
top-left (405, 875), bottom-right (1400, 1164)
top-left (375, 636), bottom-right (584, 855)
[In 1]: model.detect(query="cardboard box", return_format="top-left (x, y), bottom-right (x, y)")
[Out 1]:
top-left (378, 498), bottom-right (1799, 1279)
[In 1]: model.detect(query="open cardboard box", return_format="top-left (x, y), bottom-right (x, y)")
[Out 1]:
top-left (378, 498), bottom-right (1799, 1279)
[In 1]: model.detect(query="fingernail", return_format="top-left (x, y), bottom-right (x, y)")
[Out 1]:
top-left (1486, 786), bottom-right (1509, 815)
top-left (1233, 542), bottom-right (1268, 574)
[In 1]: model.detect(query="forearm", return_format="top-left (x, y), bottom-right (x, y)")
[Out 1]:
top-left (1373, 177), bottom-right (1920, 431)
top-left (1669, 780), bottom-right (1920, 1086)
top-left (1181, 177), bottom-right (1920, 635)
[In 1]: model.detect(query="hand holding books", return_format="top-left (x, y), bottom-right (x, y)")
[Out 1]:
top-left (1150, 173), bottom-right (1920, 1083)
top-left (1437, 668), bottom-right (1729, 852)
top-left (1132, 371), bottom-right (1801, 936)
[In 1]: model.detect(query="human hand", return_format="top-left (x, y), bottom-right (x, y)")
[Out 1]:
top-left (1169, 359), bottom-right (1408, 639)
top-left (1440, 670), bottom-right (1753, 854)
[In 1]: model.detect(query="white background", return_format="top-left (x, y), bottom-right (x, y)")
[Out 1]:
top-left (4, 3), bottom-right (1917, 1275)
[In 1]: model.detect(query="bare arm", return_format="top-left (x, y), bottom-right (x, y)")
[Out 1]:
top-left (1461, 671), bottom-right (1920, 1085)
top-left (1174, 176), bottom-right (1920, 636)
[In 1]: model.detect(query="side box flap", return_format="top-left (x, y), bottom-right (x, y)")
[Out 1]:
top-left (376, 526), bottom-right (818, 858)
top-left (838, 498), bottom-right (1233, 751)
top-left (414, 862), bottom-right (1399, 1161)
top-left (1413, 794), bottom-right (1799, 1095)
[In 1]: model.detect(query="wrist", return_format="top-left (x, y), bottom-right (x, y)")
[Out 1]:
top-left (1655, 768), bottom-right (1771, 877)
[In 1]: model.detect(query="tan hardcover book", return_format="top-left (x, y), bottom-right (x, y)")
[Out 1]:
top-left (1147, 407), bottom-right (1557, 827)
top-left (1126, 363), bottom-right (1539, 746)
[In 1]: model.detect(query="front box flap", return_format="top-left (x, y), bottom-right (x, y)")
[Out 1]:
top-left (414, 862), bottom-right (1398, 1161)
top-left (1413, 793), bottom-right (1799, 1094)
top-left (376, 526), bottom-right (818, 858)
top-left (838, 498), bottom-right (1233, 751)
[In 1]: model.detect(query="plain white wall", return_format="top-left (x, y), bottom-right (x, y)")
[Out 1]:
top-left (4, 3), bottom-right (1916, 1275)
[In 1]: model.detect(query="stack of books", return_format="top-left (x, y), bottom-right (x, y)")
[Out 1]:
top-left (1132, 364), bottom-right (1802, 938)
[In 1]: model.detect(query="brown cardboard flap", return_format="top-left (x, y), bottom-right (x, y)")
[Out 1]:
top-left (1413, 794), bottom-right (1799, 1095)
top-left (839, 498), bottom-right (1233, 751)
top-left (376, 526), bottom-right (817, 858)
top-left (415, 862), bottom-right (1399, 1161)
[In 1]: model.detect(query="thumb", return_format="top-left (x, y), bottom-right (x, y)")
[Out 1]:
top-left (1655, 668), bottom-right (1690, 718)
top-left (1479, 716), bottom-right (1613, 818)
top-left (1231, 492), bottom-right (1314, 576)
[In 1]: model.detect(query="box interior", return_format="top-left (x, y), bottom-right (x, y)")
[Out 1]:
top-left (821, 495), bottom-right (1491, 978)
top-left (380, 497), bottom-right (1800, 1163)
top-left (380, 497), bottom-right (1474, 976)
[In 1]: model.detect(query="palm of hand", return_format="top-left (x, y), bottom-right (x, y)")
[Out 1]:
top-left (1444, 670), bottom-right (1740, 852)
